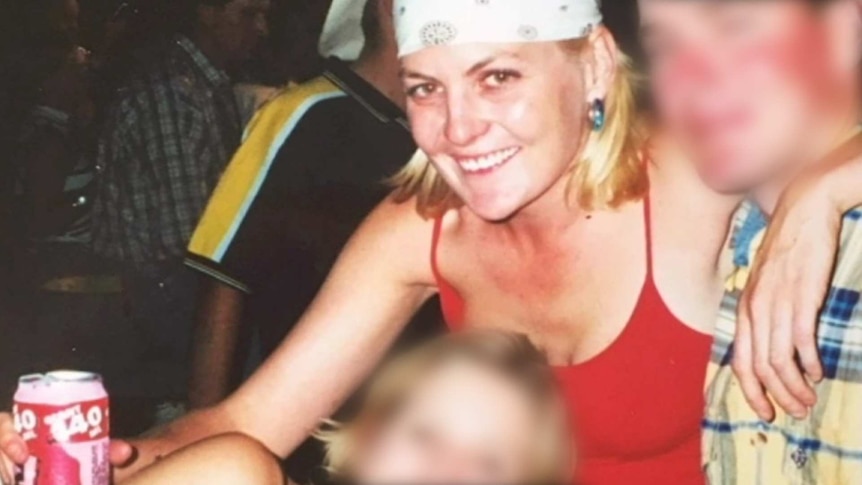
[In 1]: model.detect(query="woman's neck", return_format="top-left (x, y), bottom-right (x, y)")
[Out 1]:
top-left (496, 171), bottom-right (589, 245)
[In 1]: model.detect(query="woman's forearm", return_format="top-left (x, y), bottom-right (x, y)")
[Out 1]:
top-left (126, 199), bottom-right (431, 473)
top-left (824, 132), bottom-right (862, 213)
top-left (792, 131), bottom-right (862, 213)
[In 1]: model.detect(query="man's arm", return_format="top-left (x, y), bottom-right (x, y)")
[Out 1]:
top-left (187, 280), bottom-right (246, 409)
top-left (734, 131), bottom-right (862, 420)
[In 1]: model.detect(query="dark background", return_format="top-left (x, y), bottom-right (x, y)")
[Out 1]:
top-left (0, 0), bottom-right (641, 84)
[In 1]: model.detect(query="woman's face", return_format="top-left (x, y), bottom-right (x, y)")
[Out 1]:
top-left (353, 360), bottom-right (541, 485)
top-left (401, 41), bottom-right (591, 221)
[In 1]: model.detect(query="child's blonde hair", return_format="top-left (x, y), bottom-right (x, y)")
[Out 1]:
top-left (317, 330), bottom-right (571, 484)
top-left (391, 36), bottom-right (647, 217)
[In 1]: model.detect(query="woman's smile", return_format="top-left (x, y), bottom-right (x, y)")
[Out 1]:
top-left (452, 146), bottom-right (522, 175)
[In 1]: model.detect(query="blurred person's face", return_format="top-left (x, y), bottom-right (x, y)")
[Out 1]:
top-left (64, 0), bottom-right (80, 38)
top-left (203, 0), bottom-right (271, 63)
top-left (48, 0), bottom-right (80, 43)
top-left (41, 46), bottom-right (94, 123)
top-left (639, 0), bottom-right (861, 193)
top-left (104, 2), bottom-right (135, 50)
top-left (352, 360), bottom-right (542, 485)
top-left (402, 36), bottom-right (612, 221)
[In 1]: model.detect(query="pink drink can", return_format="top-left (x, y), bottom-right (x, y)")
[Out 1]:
top-left (13, 371), bottom-right (110, 485)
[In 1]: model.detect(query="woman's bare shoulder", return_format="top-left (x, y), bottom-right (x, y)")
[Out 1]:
top-left (354, 195), bottom-right (440, 286)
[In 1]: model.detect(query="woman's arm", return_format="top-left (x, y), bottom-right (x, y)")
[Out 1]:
top-left (222, 197), bottom-right (438, 457)
top-left (733, 131), bottom-right (862, 421)
top-left (73, 198), bottom-right (434, 482)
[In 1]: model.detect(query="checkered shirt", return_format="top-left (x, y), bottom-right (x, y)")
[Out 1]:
top-left (91, 36), bottom-right (241, 268)
top-left (704, 201), bottom-right (862, 485)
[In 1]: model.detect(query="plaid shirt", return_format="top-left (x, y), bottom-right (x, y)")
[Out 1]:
top-left (704, 201), bottom-right (862, 485)
top-left (92, 36), bottom-right (241, 269)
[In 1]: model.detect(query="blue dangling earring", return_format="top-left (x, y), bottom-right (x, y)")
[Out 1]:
top-left (588, 98), bottom-right (606, 132)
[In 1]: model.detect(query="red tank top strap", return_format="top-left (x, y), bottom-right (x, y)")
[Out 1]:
top-left (643, 192), bottom-right (654, 277)
top-left (431, 215), bottom-right (444, 282)
top-left (431, 215), bottom-right (466, 327)
top-left (641, 146), bottom-right (656, 277)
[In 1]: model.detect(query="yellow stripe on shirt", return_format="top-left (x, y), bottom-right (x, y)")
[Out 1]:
top-left (188, 76), bottom-right (347, 262)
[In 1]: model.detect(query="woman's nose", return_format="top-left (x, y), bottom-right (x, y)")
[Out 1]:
top-left (444, 93), bottom-right (490, 146)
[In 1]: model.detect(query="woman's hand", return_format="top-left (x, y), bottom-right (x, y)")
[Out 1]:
top-left (734, 131), bottom-right (862, 421)
top-left (733, 180), bottom-right (840, 421)
top-left (0, 412), bottom-right (137, 484)
top-left (1, 407), bottom-right (226, 484)
top-left (0, 412), bottom-right (22, 485)
top-left (111, 437), bottom-right (168, 483)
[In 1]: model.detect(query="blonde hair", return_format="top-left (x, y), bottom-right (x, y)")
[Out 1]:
top-left (391, 36), bottom-right (648, 217)
top-left (317, 330), bottom-right (571, 484)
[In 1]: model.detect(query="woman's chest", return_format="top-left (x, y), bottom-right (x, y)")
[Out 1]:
top-left (443, 222), bottom-right (649, 364)
top-left (557, 322), bottom-right (711, 461)
top-left (437, 203), bottom-right (726, 364)
top-left (438, 229), bottom-right (714, 458)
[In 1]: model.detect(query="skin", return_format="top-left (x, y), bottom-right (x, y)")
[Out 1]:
top-left (2, 7), bottom-right (862, 484)
top-left (61, 0), bottom-right (79, 41)
top-left (187, 279), bottom-right (245, 408)
top-left (44, 0), bottom-right (80, 43)
top-left (122, 433), bottom-right (283, 485)
top-left (403, 41), bottom-right (593, 223)
top-left (639, 0), bottom-right (862, 420)
top-left (353, 360), bottom-right (541, 485)
top-left (187, 0), bottom-right (402, 409)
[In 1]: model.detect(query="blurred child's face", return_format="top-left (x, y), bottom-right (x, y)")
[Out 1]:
top-left (353, 360), bottom-right (540, 485)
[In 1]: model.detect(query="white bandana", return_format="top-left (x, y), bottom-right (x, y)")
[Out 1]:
top-left (394, 0), bottom-right (603, 58)
top-left (318, 0), bottom-right (369, 61)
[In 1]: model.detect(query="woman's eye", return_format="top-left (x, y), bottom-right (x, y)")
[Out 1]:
top-left (407, 83), bottom-right (439, 99)
top-left (483, 70), bottom-right (520, 88)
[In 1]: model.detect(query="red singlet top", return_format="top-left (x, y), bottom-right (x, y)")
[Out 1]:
top-left (431, 195), bottom-right (711, 485)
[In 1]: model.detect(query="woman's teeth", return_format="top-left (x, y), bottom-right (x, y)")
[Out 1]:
top-left (458, 147), bottom-right (520, 173)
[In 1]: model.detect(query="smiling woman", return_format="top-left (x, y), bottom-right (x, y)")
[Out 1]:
top-left (392, 36), bottom-right (646, 218)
